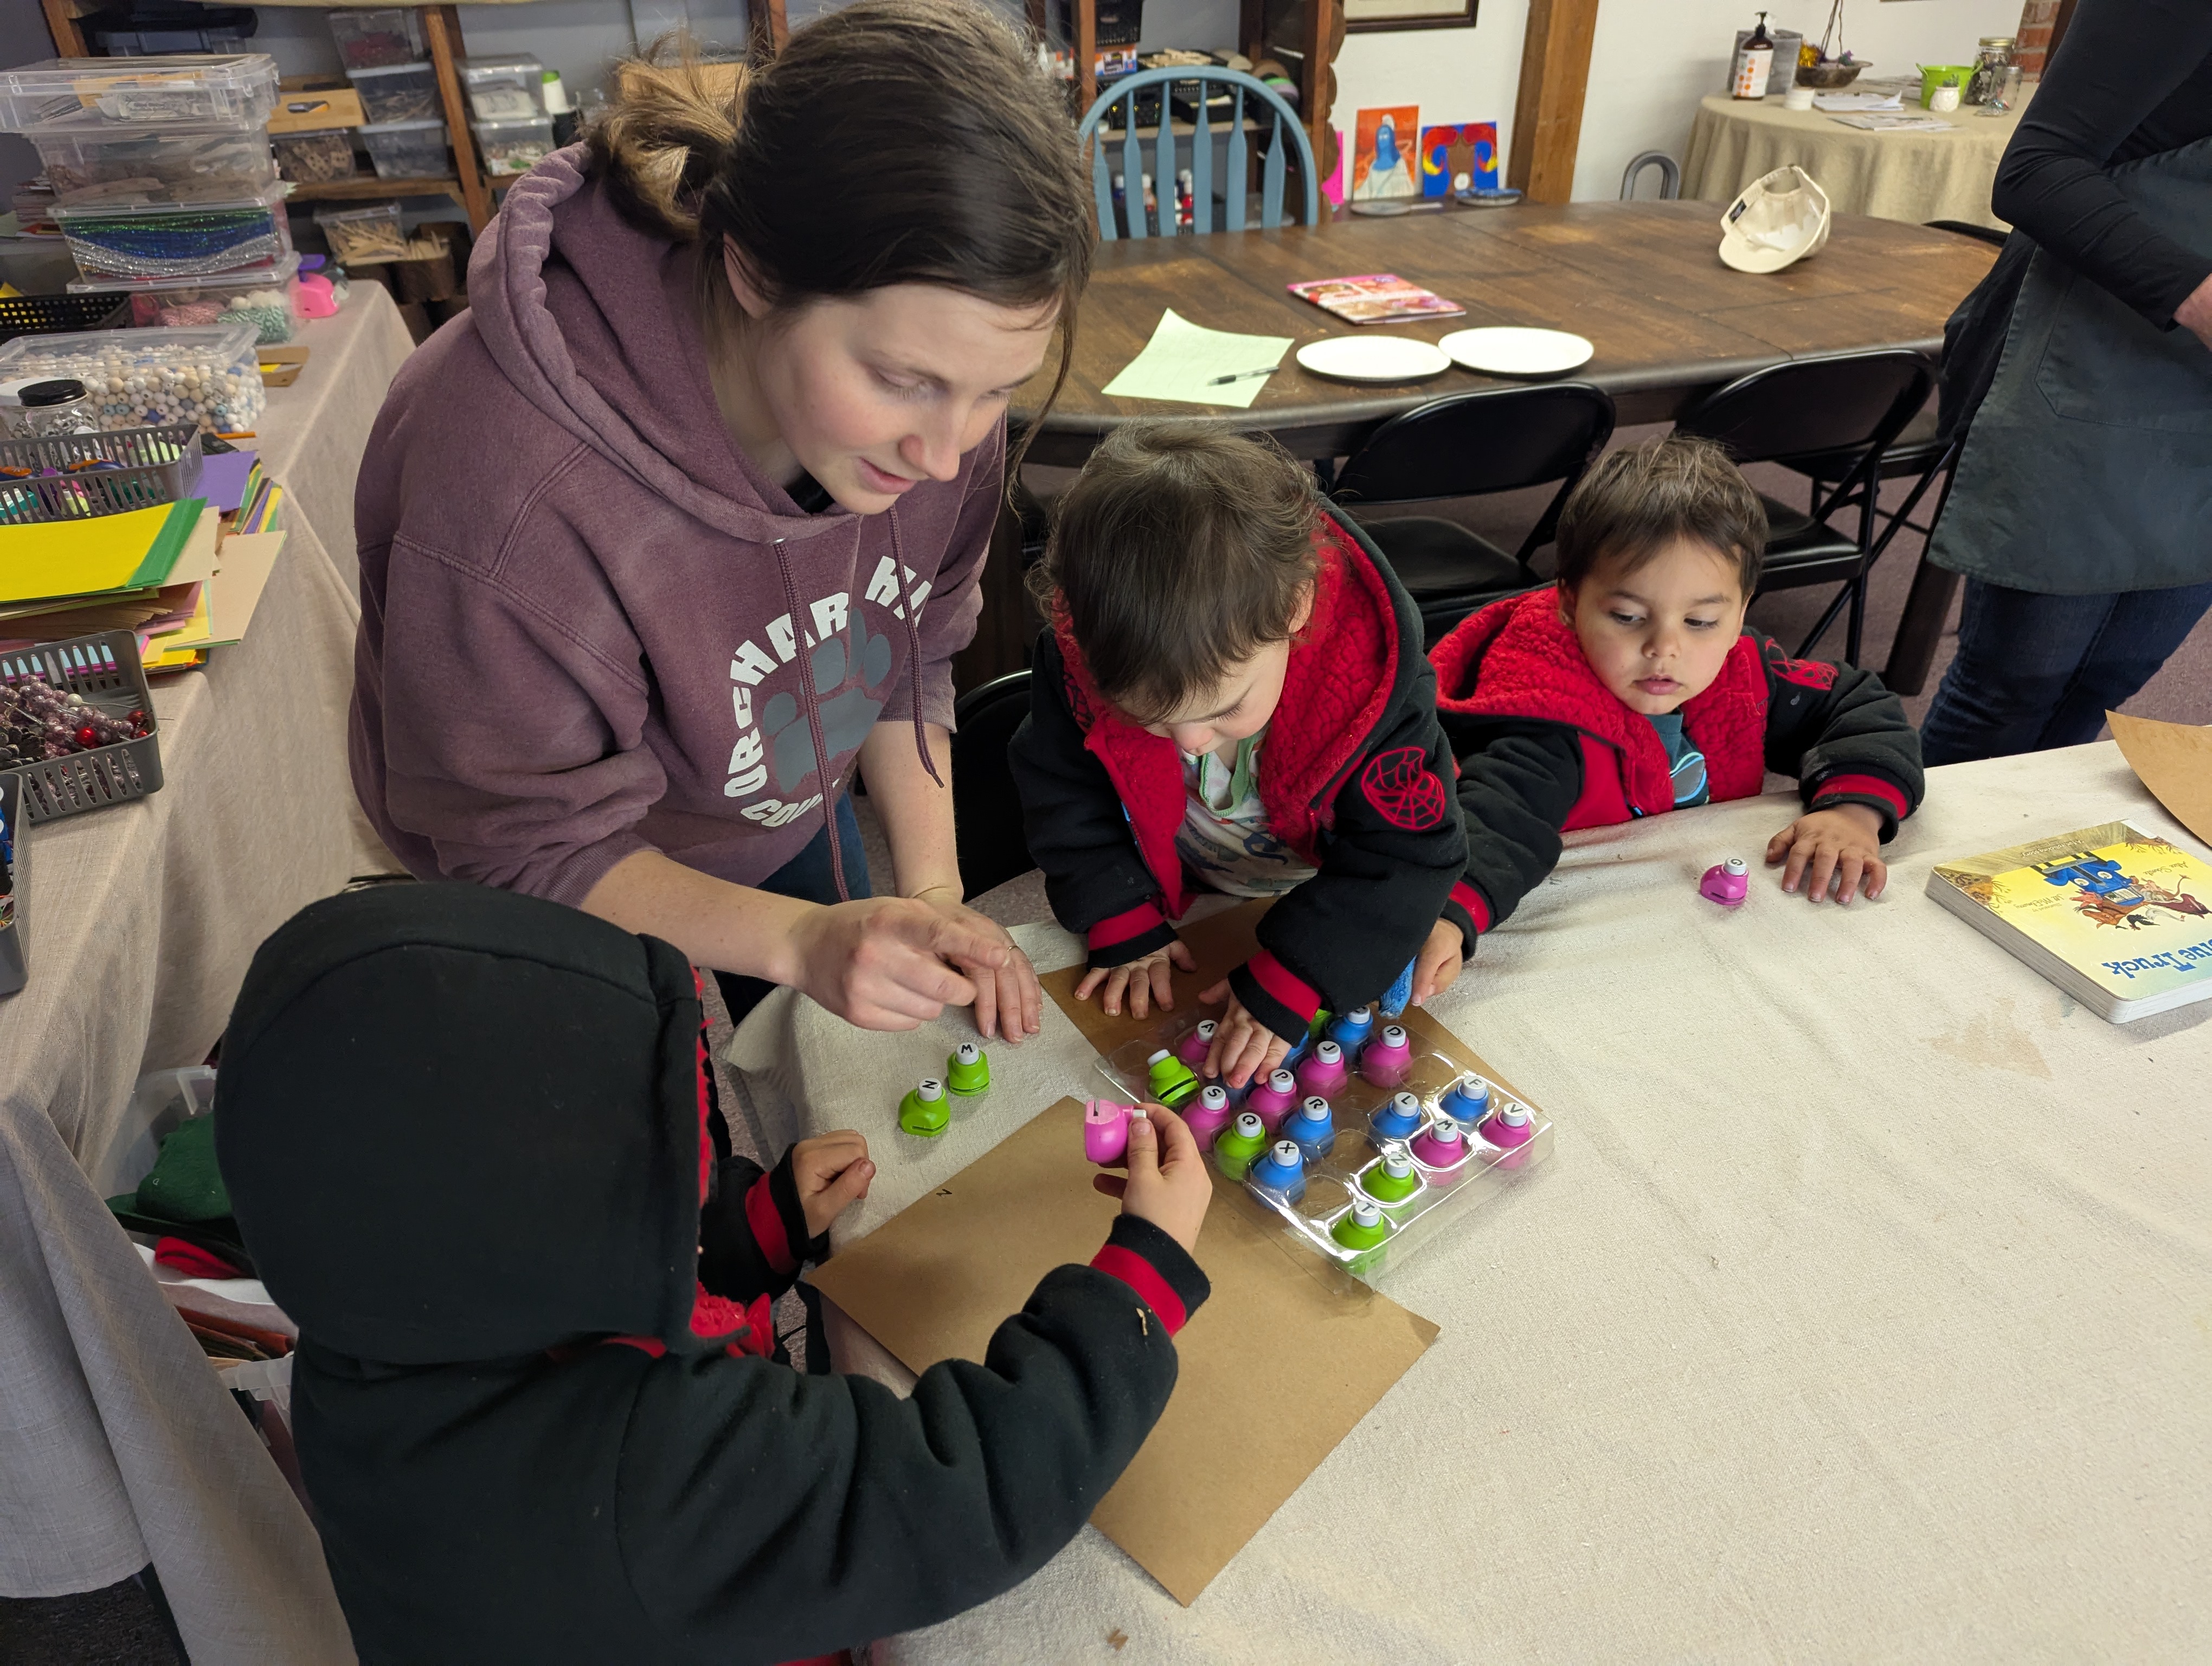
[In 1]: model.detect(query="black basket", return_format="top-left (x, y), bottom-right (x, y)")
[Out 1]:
top-left (0, 293), bottom-right (131, 347)
top-left (0, 770), bottom-right (23, 996)
top-left (0, 424), bottom-right (205, 525)
top-left (0, 631), bottom-right (163, 825)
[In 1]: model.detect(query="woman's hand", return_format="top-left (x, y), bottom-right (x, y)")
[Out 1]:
top-left (914, 885), bottom-right (1040, 1045)
top-left (789, 1131), bottom-right (875, 1238)
top-left (1198, 983), bottom-right (1293, 1089)
top-left (788, 896), bottom-right (1005, 1028)
top-left (1075, 939), bottom-right (1198, 1020)
top-left (1090, 1104), bottom-right (1210, 1255)
top-left (1411, 918), bottom-right (1465, 1005)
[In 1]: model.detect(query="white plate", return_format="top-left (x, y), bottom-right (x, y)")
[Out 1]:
top-left (1438, 326), bottom-right (1596, 376)
top-left (1295, 336), bottom-right (1452, 383)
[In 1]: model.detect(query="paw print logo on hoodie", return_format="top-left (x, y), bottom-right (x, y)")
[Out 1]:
top-left (724, 556), bottom-right (929, 824)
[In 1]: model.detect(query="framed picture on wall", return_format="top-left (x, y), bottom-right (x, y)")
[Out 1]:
top-left (1344, 0), bottom-right (1476, 34)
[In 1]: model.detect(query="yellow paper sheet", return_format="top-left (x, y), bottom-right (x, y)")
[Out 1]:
top-left (1102, 308), bottom-right (1293, 409)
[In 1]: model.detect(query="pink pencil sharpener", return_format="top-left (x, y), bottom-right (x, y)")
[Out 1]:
top-left (1700, 856), bottom-right (1750, 907)
top-left (1083, 1099), bottom-right (1136, 1165)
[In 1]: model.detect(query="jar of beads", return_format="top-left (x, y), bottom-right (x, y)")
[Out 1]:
top-left (0, 321), bottom-right (265, 435)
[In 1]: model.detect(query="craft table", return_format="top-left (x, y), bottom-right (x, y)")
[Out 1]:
top-left (0, 287), bottom-right (413, 1664)
top-left (730, 740), bottom-right (2212, 1662)
top-left (1683, 89), bottom-right (2032, 230)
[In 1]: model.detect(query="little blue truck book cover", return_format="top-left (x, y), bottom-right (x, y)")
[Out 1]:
top-left (1927, 821), bottom-right (2212, 1022)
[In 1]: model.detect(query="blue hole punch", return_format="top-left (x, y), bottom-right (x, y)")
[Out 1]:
top-left (1439, 1077), bottom-right (1491, 1125)
top-left (1283, 1095), bottom-right (1335, 1158)
top-left (1371, 1091), bottom-right (1424, 1142)
top-left (1248, 1138), bottom-right (1308, 1203)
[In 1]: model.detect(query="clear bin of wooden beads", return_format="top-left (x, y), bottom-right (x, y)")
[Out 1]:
top-left (0, 321), bottom-right (264, 435)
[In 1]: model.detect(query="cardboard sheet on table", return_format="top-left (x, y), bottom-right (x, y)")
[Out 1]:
top-left (807, 1098), bottom-right (1438, 1606)
top-left (2109, 711), bottom-right (2212, 847)
top-left (1040, 898), bottom-right (1543, 1108)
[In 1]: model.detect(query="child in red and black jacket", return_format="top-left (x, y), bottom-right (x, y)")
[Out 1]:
top-left (1431, 435), bottom-right (1924, 952)
top-left (216, 882), bottom-right (1212, 1666)
top-left (1009, 420), bottom-right (1468, 1088)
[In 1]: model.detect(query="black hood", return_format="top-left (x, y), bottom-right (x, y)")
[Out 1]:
top-left (217, 883), bottom-right (715, 1364)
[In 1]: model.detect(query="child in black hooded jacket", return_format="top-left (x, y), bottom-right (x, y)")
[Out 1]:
top-left (216, 882), bottom-right (1211, 1666)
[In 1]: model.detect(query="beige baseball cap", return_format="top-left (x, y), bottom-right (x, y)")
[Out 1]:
top-left (1718, 164), bottom-right (1832, 273)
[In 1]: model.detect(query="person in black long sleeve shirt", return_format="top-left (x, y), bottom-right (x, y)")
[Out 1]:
top-left (1923, 0), bottom-right (2212, 765)
top-left (215, 882), bottom-right (1214, 1666)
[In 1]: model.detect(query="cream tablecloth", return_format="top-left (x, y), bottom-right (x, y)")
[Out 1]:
top-left (1683, 89), bottom-right (2030, 229)
top-left (731, 739), bottom-right (2211, 1662)
top-left (0, 287), bottom-right (413, 1662)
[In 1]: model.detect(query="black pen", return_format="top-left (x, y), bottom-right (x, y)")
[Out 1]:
top-left (1207, 367), bottom-right (1279, 385)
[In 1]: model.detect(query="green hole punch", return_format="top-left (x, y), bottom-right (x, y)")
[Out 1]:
top-left (946, 1041), bottom-right (991, 1098)
top-left (898, 1076), bottom-right (949, 1137)
top-left (1331, 1196), bottom-right (1391, 1252)
top-left (1145, 1047), bottom-right (1199, 1110)
top-left (1361, 1151), bottom-right (1420, 1204)
top-left (1213, 1111), bottom-right (1269, 1182)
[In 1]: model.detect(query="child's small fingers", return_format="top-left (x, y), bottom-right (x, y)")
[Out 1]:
top-left (1837, 853), bottom-right (1866, 905)
top-left (1198, 977), bottom-right (1230, 1006)
top-left (1866, 856), bottom-right (1889, 900)
top-left (1806, 847), bottom-right (1839, 902)
top-left (1765, 826), bottom-right (1796, 863)
top-left (1169, 941), bottom-right (1199, 972)
top-left (1781, 845), bottom-right (1811, 893)
top-left (1075, 966), bottom-right (1107, 1001)
top-left (1150, 957), bottom-right (1177, 1013)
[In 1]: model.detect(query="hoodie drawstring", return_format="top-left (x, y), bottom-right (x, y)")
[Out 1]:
top-left (886, 509), bottom-right (946, 791)
top-left (771, 536), bottom-right (851, 903)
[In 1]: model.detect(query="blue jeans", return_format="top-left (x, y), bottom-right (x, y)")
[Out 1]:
top-left (1920, 579), bottom-right (2212, 767)
top-left (712, 793), bottom-right (872, 1028)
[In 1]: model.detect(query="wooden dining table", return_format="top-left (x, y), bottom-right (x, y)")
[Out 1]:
top-left (955, 198), bottom-right (1998, 685)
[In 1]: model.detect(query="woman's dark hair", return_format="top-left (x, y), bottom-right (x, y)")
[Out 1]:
top-left (588, 1), bottom-right (1094, 428)
top-left (1031, 420), bottom-right (1321, 725)
top-left (1553, 434), bottom-right (1767, 596)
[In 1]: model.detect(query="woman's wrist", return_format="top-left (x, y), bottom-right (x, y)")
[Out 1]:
top-left (909, 881), bottom-right (964, 905)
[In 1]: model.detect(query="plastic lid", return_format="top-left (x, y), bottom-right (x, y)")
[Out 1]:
top-left (1427, 1118), bottom-right (1463, 1143)
top-left (1391, 1092), bottom-right (1421, 1114)
top-left (1234, 1112), bottom-right (1263, 1137)
top-left (916, 1077), bottom-right (944, 1100)
top-left (1270, 1140), bottom-right (1302, 1167)
top-left (1500, 1104), bottom-right (1530, 1126)
top-left (69, 252), bottom-right (301, 296)
top-left (1314, 1040), bottom-right (1339, 1063)
top-left (0, 319), bottom-right (261, 375)
top-left (1349, 1198), bottom-right (1380, 1225)
top-left (472, 116), bottom-right (555, 133)
top-left (1, 54), bottom-right (280, 130)
top-left (314, 201), bottom-right (401, 223)
top-left (1382, 1152), bottom-right (1412, 1177)
top-left (1146, 1048), bottom-right (1170, 1066)
top-left (1195, 1020), bottom-right (1215, 1040)
top-left (1268, 1068), bottom-right (1295, 1091)
top-left (460, 54), bottom-right (544, 78)
top-left (356, 117), bottom-right (446, 134)
top-left (1297, 1096), bottom-right (1328, 1119)
top-left (50, 177), bottom-right (290, 217)
top-left (1725, 856), bottom-right (1747, 874)
top-left (1199, 1085), bottom-right (1228, 1108)
top-left (1347, 1005), bottom-right (1371, 1021)
top-left (346, 61), bottom-right (437, 79)
top-left (955, 1042), bottom-right (980, 1063)
top-left (20, 379), bottom-right (87, 406)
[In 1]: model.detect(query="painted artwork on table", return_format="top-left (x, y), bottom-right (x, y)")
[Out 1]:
top-left (1420, 120), bottom-right (1499, 197)
top-left (1352, 106), bottom-right (1419, 200)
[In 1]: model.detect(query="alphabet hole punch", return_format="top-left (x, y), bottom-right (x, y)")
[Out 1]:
top-left (898, 1077), bottom-right (949, 1137)
top-left (1438, 1077), bottom-right (1491, 1126)
top-left (1700, 856), bottom-right (1750, 907)
top-left (1296, 1039), bottom-right (1347, 1098)
top-left (1213, 1111), bottom-right (1270, 1181)
top-left (1359, 1023), bottom-right (1414, 1088)
top-left (1248, 1138), bottom-right (1308, 1204)
top-left (1283, 1095), bottom-right (1335, 1158)
top-left (1409, 1117), bottom-right (1469, 1171)
top-left (1145, 1047), bottom-right (1200, 1109)
top-left (1361, 1150), bottom-right (1420, 1204)
top-left (1185, 1084), bottom-right (1233, 1150)
top-left (1176, 1021), bottom-right (1217, 1069)
top-left (1331, 1196), bottom-right (1391, 1252)
top-left (1083, 1099), bottom-right (1135, 1164)
top-left (1244, 1068), bottom-right (1300, 1130)
top-left (946, 1041), bottom-right (991, 1097)
top-left (1370, 1091), bottom-right (1424, 1143)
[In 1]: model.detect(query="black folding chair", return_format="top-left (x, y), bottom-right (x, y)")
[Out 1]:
top-left (949, 670), bottom-right (1037, 898)
top-left (1330, 383), bottom-right (1617, 647)
top-left (1671, 349), bottom-right (1935, 665)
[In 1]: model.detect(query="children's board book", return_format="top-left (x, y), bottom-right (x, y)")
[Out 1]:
top-left (1926, 821), bottom-right (2212, 1022)
top-left (1287, 273), bottom-right (1465, 325)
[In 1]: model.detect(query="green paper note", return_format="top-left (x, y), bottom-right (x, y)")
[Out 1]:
top-left (1103, 308), bottom-right (1294, 409)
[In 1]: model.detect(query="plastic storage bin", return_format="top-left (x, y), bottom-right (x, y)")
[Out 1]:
top-left (0, 421), bottom-right (203, 523)
top-left (73, 255), bottom-right (302, 344)
top-left (358, 118), bottom-right (449, 180)
top-left (0, 632), bottom-right (163, 825)
top-left (272, 127), bottom-right (357, 184)
top-left (459, 55), bottom-right (544, 121)
top-left (0, 321), bottom-right (265, 434)
top-left (473, 116), bottom-right (554, 176)
top-left (326, 8), bottom-right (427, 70)
top-left (346, 61), bottom-right (440, 124)
top-left (29, 118), bottom-right (276, 199)
top-left (314, 202), bottom-right (407, 264)
top-left (0, 293), bottom-right (129, 346)
top-left (53, 181), bottom-right (293, 282)
top-left (0, 55), bottom-right (278, 130)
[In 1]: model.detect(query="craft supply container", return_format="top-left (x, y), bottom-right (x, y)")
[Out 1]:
top-left (347, 62), bottom-right (440, 125)
top-left (325, 8), bottom-right (427, 71)
top-left (74, 256), bottom-right (303, 345)
top-left (272, 127), bottom-right (357, 184)
top-left (53, 181), bottom-right (293, 283)
top-left (0, 294), bottom-right (130, 347)
top-left (0, 322), bottom-right (265, 435)
top-left (0, 771), bottom-right (24, 997)
top-left (28, 117), bottom-right (276, 200)
top-left (314, 202), bottom-right (407, 264)
top-left (472, 116), bottom-right (554, 177)
top-left (1096, 1018), bottom-right (1553, 1283)
top-left (0, 55), bottom-right (279, 130)
top-left (459, 55), bottom-right (546, 121)
top-left (357, 117), bottom-right (449, 180)
top-left (0, 419), bottom-right (203, 523)
top-left (0, 632), bottom-right (163, 824)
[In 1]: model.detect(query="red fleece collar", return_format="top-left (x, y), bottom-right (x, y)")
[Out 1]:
top-left (1433, 589), bottom-right (1769, 812)
top-left (1052, 518), bottom-right (1402, 914)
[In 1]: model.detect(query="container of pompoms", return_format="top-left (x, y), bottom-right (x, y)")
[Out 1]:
top-left (0, 421), bottom-right (202, 524)
top-left (51, 181), bottom-right (293, 283)
top-left (0, 322), bottom-right (264, 435)
top-left (72, 255), bottom-right (301, 344)
top-left (0, 631), bottom-right (163, 824)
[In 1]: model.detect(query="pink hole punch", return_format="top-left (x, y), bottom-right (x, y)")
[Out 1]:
top-left (1176, 1020), bottom-right (1217, 1069)
top-left (1184, 1084), bottom-right (1233, 1150)
top-left (1296, 1038), bottom-right (1347, 1098)
top-left (1083, 1099), bottom-right (1136, 1165)
top-left (1359, 1024), bottom-right (1413, 1088)
top-left (1244, 1068), bottom-right (1300, 1131)
top-left (1700, 856), bottom-right (1750, 907)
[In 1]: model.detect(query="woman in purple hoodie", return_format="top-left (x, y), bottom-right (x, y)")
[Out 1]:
top-left (352, 1), bottom-right (1094, 1042)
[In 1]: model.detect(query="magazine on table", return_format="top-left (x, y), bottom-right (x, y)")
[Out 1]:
top-left (1287, 273), bottom-right (1465, 325)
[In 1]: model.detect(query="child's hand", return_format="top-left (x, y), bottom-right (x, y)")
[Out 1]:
top-left (1090, 1103), bottom-right (1210, 1255)
top-left (1411, 918), bottom-right (1465, 1005)
top-left (1197, 983), bottom-right (1294, 1089)
top-left (789, 1131), bottom-right (876, 1238)
top-left (1074, 939), bottom-right (1198, 1019)
top-left (1765, 804), bottom-right (1887, 904)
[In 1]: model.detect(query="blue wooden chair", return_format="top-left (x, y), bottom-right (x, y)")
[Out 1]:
top-left (1075, 67), bottom-right (1319, 239)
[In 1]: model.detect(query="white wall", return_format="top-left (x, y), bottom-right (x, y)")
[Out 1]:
top-left (1330, 0), bottom-right (2025, 200)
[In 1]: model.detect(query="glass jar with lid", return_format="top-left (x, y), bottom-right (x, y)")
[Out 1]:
top-left (1966, 36), bottom-right (2019, 106)
top-left (16, 379), bottom-right (99, 436)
